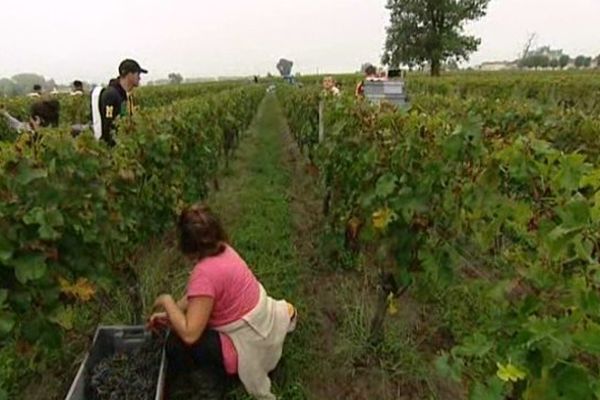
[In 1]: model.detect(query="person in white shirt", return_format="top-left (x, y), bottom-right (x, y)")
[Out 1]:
top-left (27, 84), bottom-right (42, 98)
top-left (70, 80), bottom-right (84, 96)
top-left (322, 76), bottom-right (341, 96)
top-left (1, 106), bottom-right (32, 133)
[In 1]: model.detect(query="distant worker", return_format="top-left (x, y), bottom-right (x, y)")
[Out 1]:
top-left (355, 65), bottom-right (378, 98)
top-left (91, 59), bottom-right (147, 146)
top-left (322, 76), bottom-right (341, 96)
top-left (1, 99), bottom-right (60, 135)
top-left (27, 84), bottom-right (43, 98)
top-left (1, 106), bottom-right (32, 133)
top-left (70, 80), bottom-right (84, 96)
top-left (69, 80), bottom-right (89, 131)
top-left (335, 81), bottom-right (342, 92)
top-left (30, 99), bottom-right (60, 128)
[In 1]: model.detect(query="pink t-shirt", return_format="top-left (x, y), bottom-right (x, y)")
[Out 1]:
top-left (186, 244), bottom-right (260, 375)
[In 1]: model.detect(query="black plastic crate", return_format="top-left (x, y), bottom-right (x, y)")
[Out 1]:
top-left (65, 325), bottom-right (166, 400)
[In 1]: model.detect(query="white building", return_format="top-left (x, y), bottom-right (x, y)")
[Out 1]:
top-left (478, 61), bottom-right (518, 71)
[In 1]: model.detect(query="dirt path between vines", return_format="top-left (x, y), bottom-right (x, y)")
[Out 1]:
top-left (277, 96), bottom-right (425, 400)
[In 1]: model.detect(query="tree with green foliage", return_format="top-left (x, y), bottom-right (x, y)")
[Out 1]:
top-left (574, 55), bottom-right (592, 68)
top-left (559, 55), bottom-right (571, 69)
top-left (537, 55), bottom-right (550, 68)
top-left (519, 55), bottom-right (550, 69)
top-left (382, 0), bottom-right (491, 76)
top-left (168, 73), bottom-right (184, 85)
top-left (11, 73), bottom-right (46, 95)
top-left (549, 59), bottom-right (559, 69)
top-left (0, 79), bottom-right (18, 97)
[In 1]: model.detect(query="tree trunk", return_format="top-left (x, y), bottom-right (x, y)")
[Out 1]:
top-left (430, 58), bottom-right (441, 77)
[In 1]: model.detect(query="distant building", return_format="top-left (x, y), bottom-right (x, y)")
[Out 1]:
top-left (478, 61), bottom-right (518, 71)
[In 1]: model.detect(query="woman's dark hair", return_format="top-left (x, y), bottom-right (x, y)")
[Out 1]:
top-left (178, 204), bottom-right (228, 260)
top-left (31, 99), bottom-right (60, 127)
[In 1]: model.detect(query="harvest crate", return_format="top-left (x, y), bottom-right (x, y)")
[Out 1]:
top-left (64, 325), bottom-right (166, 400)
top-left (364, 80), bottom-right (409, 107)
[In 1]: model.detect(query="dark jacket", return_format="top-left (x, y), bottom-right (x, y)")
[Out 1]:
top-left (98, 80), bottom-right (134, 146)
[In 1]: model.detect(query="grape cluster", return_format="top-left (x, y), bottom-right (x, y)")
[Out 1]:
top-left (88, 333), bottom-right (165, 400)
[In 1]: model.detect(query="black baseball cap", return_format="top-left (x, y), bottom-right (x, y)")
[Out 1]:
top-left (118, 59), bottom-right (148, 76)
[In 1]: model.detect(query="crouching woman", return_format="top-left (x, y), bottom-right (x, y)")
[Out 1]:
top-left (149, 204), bottom-right (297, 400)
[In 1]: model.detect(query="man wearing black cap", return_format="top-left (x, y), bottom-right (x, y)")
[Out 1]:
top-left (92, 59), bottom-right (148, 146)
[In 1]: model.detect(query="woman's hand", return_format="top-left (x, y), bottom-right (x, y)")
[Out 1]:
top-left (147, 311), bottom-right (170, 331)
top-left (29, 116), bottom-right (42, 130)
top-left (149, 294), bottom-right (212, 345)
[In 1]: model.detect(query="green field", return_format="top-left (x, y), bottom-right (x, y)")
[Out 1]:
top-left (2, 71), bottom-right (600, 399)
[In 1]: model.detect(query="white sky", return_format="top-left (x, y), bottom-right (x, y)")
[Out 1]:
top-left (0, 0), bottom-right (598, 84)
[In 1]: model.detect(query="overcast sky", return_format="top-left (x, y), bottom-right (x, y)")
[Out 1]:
top-left (0, 0), bottom-right (598, 84)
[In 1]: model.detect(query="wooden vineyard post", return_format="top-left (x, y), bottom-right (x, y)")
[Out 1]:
top-left (318, 100), bottom-right (325, 143)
